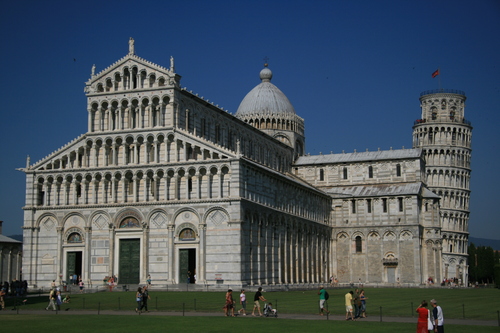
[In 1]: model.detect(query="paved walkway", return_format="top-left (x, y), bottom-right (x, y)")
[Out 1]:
top-left (1, 309), bottom-right (497, 326)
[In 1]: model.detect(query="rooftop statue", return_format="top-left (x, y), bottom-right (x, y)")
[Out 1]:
top-left (128, 37), bottom-right (135, 55)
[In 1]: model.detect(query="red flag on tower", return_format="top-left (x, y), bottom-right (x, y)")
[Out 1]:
top-left (432, 69), bottom-right (440, 78)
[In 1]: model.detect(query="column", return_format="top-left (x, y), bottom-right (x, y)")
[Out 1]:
top-left (64, 181), bottom-right (70, 205)
top-left (101, 180), bottom-right (107, 204)
top-left (56, 227), bottom-right (63, 282)
top-left (93, 180), bottom-right (98, 204)
top-left (73, 182), bottom-right (78, 205)
top-left (142, 224), bottom-right (149, 283)
top-left (112, 177), bottom-right (117, 203)
top-left (132, 176), bottom-right (138, 202)
top-left (108, 224), bottom-right (115, 277)
top-left (43, 182), bottom-right (49, 206)
top-left (84, 226), bottom-right (91, 284)
top-left (83, 181), bottom-right (89, 204)
top-left (153, 176), bottom-right (160, 201)
top-left (0, 246), bottom-right (3, 283)
top-left (199, 224), bottom-right (206, 282)
top-left (153, 140), bottom-right (158, 163)
top-left (168, 224), bottom-right (175, 283)
top-left (88, 108), bottom-right (93, 132)
top-left (7, 248), bottom-right (12, 282)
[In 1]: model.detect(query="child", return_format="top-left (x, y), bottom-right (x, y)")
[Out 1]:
top-left (267, 302), bottom-right (277, 315)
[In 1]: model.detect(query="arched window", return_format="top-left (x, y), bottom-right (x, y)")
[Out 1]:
top-left (120, 217), bottom-right (140, 228)
top-left (355, 236), bottom-right (362, 253)
top-left (368, 166), bottom-right (373, 178)
top-left (396, 164), bottom-right (401, 177)
top-left (343, 167), bottom-right (348, 180)
top-left (319, 169), bottom-right (324, 181)
top-left (179, 228), bottom-right (196, 241)
top-left (351, 200), bottom-right (356, 214)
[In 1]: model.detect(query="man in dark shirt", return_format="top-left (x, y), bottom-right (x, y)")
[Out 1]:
top-left (252, 287), bottom-right (266, 316)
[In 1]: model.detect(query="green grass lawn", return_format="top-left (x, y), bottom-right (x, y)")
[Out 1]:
top-left (4, 287), bottom-right (499, 321)
top-left (1, 315), bottom-right (499, 333)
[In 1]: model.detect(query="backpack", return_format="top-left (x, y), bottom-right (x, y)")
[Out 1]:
top-left (325, 291), bottom-right (330, 300)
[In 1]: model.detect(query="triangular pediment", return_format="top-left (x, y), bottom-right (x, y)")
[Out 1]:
top-left (84, 53), bottom-right (181, 95)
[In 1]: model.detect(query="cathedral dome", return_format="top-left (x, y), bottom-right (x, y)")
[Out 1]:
top-left (236, 66), bottom-right (296, 117)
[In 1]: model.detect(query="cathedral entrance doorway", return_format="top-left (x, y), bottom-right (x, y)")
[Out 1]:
top-left (387, 267), bottom-right (396, 283)
top-left (179, 249), bottom-right (196, 284)
top-left (119, 239), bottom-right (140, 284)
top-left (66, 251), bottom-right (82, 283)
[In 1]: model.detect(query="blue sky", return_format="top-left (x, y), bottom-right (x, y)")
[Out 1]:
top-left (1, 0), bottom-right (499, 239)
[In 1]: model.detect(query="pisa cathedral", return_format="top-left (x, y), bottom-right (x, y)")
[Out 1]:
top-left (20, 40), bottom-right (471, 288)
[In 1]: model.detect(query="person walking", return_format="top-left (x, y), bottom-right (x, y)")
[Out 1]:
top-left (223, 289), bottom-right (235, 317)
top-left (430, 299), bottom-right (444, 333)
top-left (345, 290), bottom-right (355, 321)
top-left (252, 287), bottom-right (266, 316)
top-left (55, 288), bottom-right (62, 311)
top-left (0, 286), bottom-right (6, 310)
top-left (45, 288), bottom-right (57, 311)
top-left (360, 289), bottom-right (368, 318)
top-left (141, 285), bottom-right (151, 312)
top-left (78, 279), bottom-right (84, 293)
top-left (135, 287), bottom-right (143, 313)
top-left (353, 288), bottom-right (361, 319)
top-left (318, 285), bottom-right (330, 315)
top-left (416, 300), bottom-right (431, 333)
top-left (237, 289), bottom-right (247, 316)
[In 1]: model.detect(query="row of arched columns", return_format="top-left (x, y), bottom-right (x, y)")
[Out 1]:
top-left (242, 114), bottom-right (305, 136)
top-left (34, 165), bottom-right (231, 207)
top-left (442, 233), bottom-right (468, 255)
top-left (95, 65), bottom-right (169, 93)
top-left (243, 210), bottom-right (330, 285)
top-left (241, 164), bottom-right (331, 224)
top-left (423, 149), bottom-right (471, 169)
top-left (426, 168), bottom-right (471, 189)
top-left (434, 189), bottom-right (470, 211)
top-left (441, 211), bottom-right (469, 233)
top-left (0, 245), bottom-right (22, 284)
top-left (41, 133), bottom-right (228, 171)
top-left (413, 125), bottom-right (472, 148)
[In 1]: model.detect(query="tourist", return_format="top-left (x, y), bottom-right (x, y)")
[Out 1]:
top-left (135, 287), bottom-right (143, 313)
top-left (360, 289), bottom-right (367, 318)
top-left (353, 288), bottom-right (361, 318)
top-left (141, 285), bottom-right (151, 312)
top-left (78, 279), bottom-right (84, 293)
top-left (223, 289), bottom-right (235, 317)
top-left (252, 287), bottom-right (266, 316)
top-left (318, 285), bottom-right (330, 315)
top-left (55, 288), bottom-right (62, 311)
top-left (237, 289), bottom-right (247, 316)
top-left (108, 276), bottom-right (114, 292)
top-left (345, 290), bottom-right (355, 321)
top-left (416, 300), bottom-right (431, 333)
top-left (430, 299), bottom-right (444, 333)
top-left (45, 288), bottom-right (57, 311)
top-left (0, 286), bottom-right (6, 310)
top-left (147, 274), bottom-right (152, 286)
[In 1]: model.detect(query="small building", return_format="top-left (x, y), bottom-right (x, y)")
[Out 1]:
top-left (0, 221), bottom-right (22, 283)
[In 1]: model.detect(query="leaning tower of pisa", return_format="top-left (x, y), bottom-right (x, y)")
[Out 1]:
top-left (412, 89), bottom-right (472, 284)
